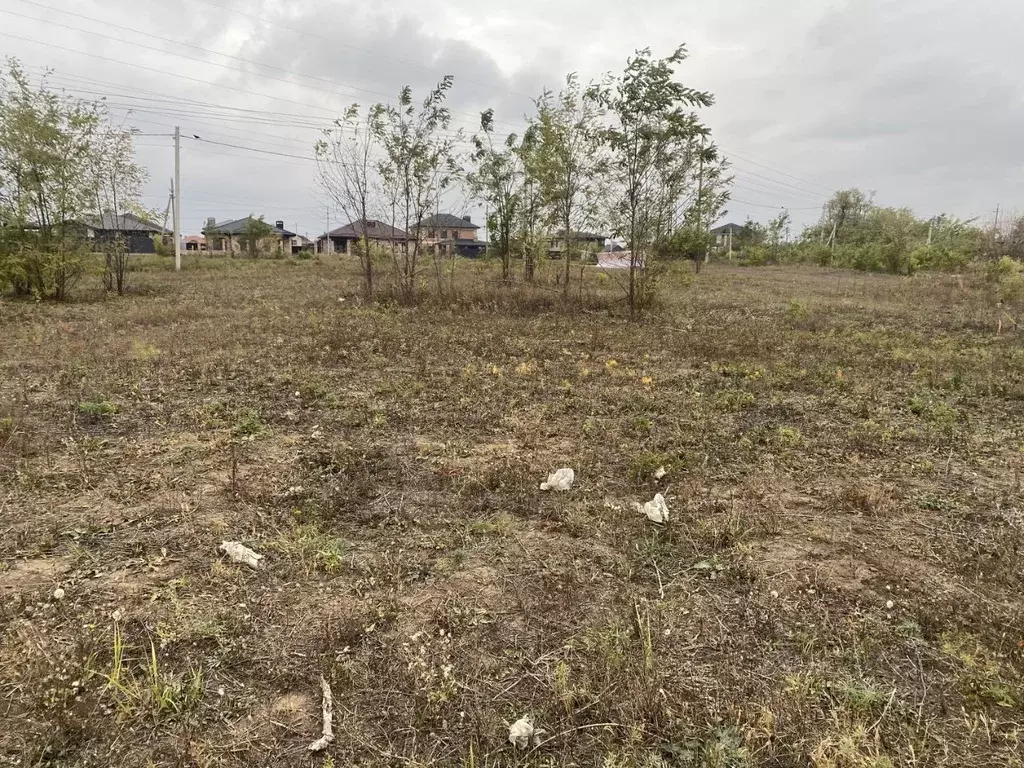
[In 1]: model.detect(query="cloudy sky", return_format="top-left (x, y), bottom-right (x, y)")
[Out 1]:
top-left (1, 0), bottom-right (1021, 237)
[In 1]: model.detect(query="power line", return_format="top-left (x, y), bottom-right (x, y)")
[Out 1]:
top-left (3, 3), bottom-right (519, 133)
top-left (721, 147), bottom-right (835, 194)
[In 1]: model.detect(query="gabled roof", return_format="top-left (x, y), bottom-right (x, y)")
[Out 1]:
top-left (711, 222), bottom-right (743, 234)
top-left (80, 213), bottom-right (169, 234)
top-left (205, 217), bottom-right (296, 237)
top-left (416, 213), bottom-right (479, 229)
top-left (327, 219), bottom-right (412, 240)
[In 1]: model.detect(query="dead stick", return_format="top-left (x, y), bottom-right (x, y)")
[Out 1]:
top-left (308, 676), bottom-right (334, 751)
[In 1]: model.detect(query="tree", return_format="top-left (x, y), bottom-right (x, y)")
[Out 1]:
top-left (593, 45), bottom-right (716, 312)
top-left (92, 121), bottom-right (147, 295)
top-left (767, 208), bottom-right (791, 261)
top-left (371, 79), bottom-right (460, 301)
top-left (822, 188), bottom-right (874, 246)
top-left (0, 59), bottom-right (100, 299)
top-left (515, 125), bottom-right (546, 282)
top-left (241, 215), bottom-right (274, 257)
top-left (530, 74), bottom-right (603, 294)
top-left (467, 109), bottom-right (523, 283)
top-left (315, 104), bottom-right (381, 299)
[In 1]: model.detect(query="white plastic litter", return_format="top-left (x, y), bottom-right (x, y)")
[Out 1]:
top-left (540, 467), bottom-right (575, 491)
top-left (307, 676), bottom-right (334, 752)
top-left (638, 493), bottom-right (669, 524)
top-left (653, 466), bottom-right (667, 480)
top-left (52, 587), bottom-right (65, 600)
top-left (508, 715), bottom-right (544, 749)
top-left (218, 541), bottom-right (263, 569)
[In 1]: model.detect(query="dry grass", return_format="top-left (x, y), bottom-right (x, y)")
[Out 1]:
top-left (1, 255), bottom-right (1022, 767)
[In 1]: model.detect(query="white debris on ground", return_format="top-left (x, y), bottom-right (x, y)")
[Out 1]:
top-left (638, 492), bottom-right (669, 524)
top-left (540, 467), bottom-right (575, 491)
top-left (307, 676), bottom-right (334, 752)
top-left (218, 541), bottom-right (263, 569)
top-left (52, 586), bottom-right (65, 600)
top-left (508, 714), bottom-right (544, 749)
top-left (653, 465), bottom-right (667, 480)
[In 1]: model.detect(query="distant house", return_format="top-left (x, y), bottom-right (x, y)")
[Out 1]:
top-left (290, 235), bottom-right (314, 254)
top-left (184, 235), bottom-right (206, 252)
top-left (415, 213), bottom-right (485, 257)
top-left (549, 230), bottom-right (608, 260)
top-left (70, 213), bottom-right (170, 254)
top-left (711, 222), bottom-right (743, 247)
top-left (318, 219), bottom-right (412, 254)
top-left (203, 217), bottom-right (296, 255)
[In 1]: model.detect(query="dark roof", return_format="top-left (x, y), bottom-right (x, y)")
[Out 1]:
top-left (205, 217), bottom-right (296, 237)
top-left (711, 222), bottom-right (743, 234)
top-left (327, 219), bottom-right (411, 240)
top-left (555, 230), bottom-right (608, 241)
top-left (80, 213), bottom-right (168, 234)
top-left (416, 213), bottom-right (479, 230)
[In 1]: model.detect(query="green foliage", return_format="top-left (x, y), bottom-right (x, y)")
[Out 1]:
top-left (529, 74), bottom-right (603, 293)
top-left (231, 408), bottom-right (266, 438)
top-left (370, 78), bottom-right (460, 300)
top-left (467, 110), bottom-right (524, 282)
top-left (240, 215), bottom-right (275, 258)
top-left (77, 400), bottom-right (118, 418)
top-left (0, 58), bottom-right (145, 300)
top-left (592, 46), bottom-right (718, 315)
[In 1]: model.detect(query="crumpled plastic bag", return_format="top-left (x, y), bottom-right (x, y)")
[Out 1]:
top-left (508, 714), bottom-right (544, 749)
top-left (540, 467), bottom-right (574, 491)
top-left (218, 541), bottom-right (263, 569)
top-left (637, 493), bottom-right (669, 524)
top-left (653, 465), bottom-right (667, 480)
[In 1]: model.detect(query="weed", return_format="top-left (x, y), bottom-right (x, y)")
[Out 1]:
top-left (231, 408), bottom-right (267, 438)
top-left (77, 400), bottom-right (118, 418)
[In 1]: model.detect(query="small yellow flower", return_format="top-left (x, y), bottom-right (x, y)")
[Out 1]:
top-left (605, 359), bottom-right (619, 369)
top-left (641, 376), bottom-right (653, 386)
top-left (491, 365), bottom-right (502, 377)
top-left (580, 368), bottom-right (591, 378)
top-left (515, 361), bottom-right (536, 376)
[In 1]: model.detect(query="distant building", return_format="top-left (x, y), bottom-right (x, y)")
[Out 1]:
top-left (203, 217), bottom-right (296, 255)
top-left (711, 222), bottom-right (743, 247)
top-left (415, 213), bottom-right (485, 257)
top-left (69, 213), bottom-right (170, 254)
top-left (549, 230), bottom-right (608, 260)
top-left (290, 234), bottom-right (315, 254)
top-left (184, 235), bottom-right (206, 252)
top-left (318, 219), bottom-right (413, 254)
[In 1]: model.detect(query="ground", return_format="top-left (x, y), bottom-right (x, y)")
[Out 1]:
top-left (1, 256), bottom-right (1022, 767)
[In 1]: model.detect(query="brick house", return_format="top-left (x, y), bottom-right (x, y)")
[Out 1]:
top-left (415, 213), bottom-right (485, 257)
top-left (203, 217), bottom-right (296, 255)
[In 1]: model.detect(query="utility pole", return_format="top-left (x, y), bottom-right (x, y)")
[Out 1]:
top-left (173, 126), bottom-right (181, 271)
top-left (927, 220), bottom-right (933, 246)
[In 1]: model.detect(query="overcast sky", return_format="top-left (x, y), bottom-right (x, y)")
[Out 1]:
top-left (1, 0), bottom-right (1021, 237)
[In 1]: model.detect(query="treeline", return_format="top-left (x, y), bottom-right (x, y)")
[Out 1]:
top-left (316, 46), bottom-right (728, 316)
top-left (0, 60), bottom-right (148, 299)
top-left (729, 188), bottom-right (1024, 276)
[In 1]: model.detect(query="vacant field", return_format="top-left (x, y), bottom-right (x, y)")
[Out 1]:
top-left (1, 257), bottom-right (1022, 767)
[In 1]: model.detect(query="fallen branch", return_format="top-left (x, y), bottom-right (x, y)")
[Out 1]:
top-left (308, 676), bottom-right (334, 752)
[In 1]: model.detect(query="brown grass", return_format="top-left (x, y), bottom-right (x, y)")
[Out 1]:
top-left (1, 255), bottom-right (1022, 766)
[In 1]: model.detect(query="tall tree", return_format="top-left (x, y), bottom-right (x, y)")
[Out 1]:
top-left (593, 45), bottom-right (715, 315)
top-left (823, 188), bottom-right (874, 246)
top-left (92, 120), bottom-right (147, 295)
top-left (0, 59), bottom-right (101, 299)
top-left (372, 79), bottom-right (460, 301)
top-left (315, 104), bottom-right (381, 299)
top-left (467, 109), bottom-right (523, 283)
top-left (531, 74), bottom-right (603, 294)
